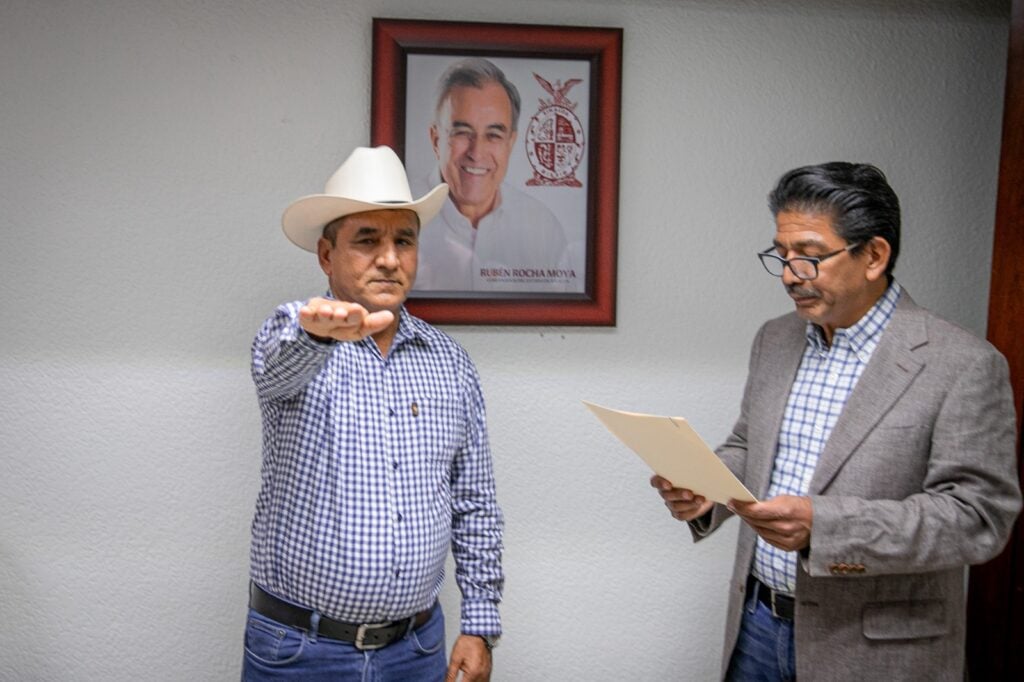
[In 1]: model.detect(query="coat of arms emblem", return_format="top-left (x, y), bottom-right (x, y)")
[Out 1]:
top-left (524, 73), bottom-right (585, 187)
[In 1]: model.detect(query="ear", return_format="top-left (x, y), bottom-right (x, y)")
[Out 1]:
top-left (429, 123), bottom-right (440, 158)
top-left (317, 236), bottom-right (333, 275)
top-left (863, 236), bottom-right (892, 282)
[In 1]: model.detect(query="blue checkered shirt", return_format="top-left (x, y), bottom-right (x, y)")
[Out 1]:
top-left (752, 281), bottom-right (901, 594)
top-left (248, 301), bottom-right (503, 635)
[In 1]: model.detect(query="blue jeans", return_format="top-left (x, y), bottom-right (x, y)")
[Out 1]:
top-left (242, 603), bottom-right (447, 681)
top-left (726, 585), bottom-right (796, 681)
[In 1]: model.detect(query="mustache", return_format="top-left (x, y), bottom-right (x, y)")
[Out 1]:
top-left (787, 283), bottom-right (821, 299)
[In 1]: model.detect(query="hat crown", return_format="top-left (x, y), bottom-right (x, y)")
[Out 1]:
top-left (324, 146), bottom-right (414, 204)
top-left (281, 144), bottom-right (448, 253)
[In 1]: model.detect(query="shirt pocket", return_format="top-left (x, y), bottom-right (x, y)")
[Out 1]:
top-left (403, 395), bottom-right (466, 463)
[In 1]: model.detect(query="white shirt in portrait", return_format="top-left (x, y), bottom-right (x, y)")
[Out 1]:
top-left (411, 172), bottom-right (582, 294)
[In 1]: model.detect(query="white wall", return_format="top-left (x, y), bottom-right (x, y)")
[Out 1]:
top-left (0, 1), bottom-right (1008, 679)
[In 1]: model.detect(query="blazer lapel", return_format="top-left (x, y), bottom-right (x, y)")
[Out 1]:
top-left (809, 294), bottom-right (928, 495)
top-left (752, 316), bottom-right (808, 498)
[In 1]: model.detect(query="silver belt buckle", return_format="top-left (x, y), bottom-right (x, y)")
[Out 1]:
top-left (770, 590), bottom-right (783, 618)
top-left (354, 622), bottom-right (392, 651)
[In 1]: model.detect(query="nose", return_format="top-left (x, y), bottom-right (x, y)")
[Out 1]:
top-left (774, 248), bottom-right (804, 286)
top-left (780, 261), bottom-right (803, 286)
top-left (376, 242), bottom-right (399, 269)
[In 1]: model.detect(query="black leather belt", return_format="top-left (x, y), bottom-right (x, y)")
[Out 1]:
top-left (752, 577), bottom-right (795, 620)
top-left (249, 582), bottom-right (434, 650)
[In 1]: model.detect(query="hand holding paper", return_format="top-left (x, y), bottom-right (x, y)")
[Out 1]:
top-left (650, 474), bottom-right (717, 522)
top-left (583, 401), bottom-right (757, 505)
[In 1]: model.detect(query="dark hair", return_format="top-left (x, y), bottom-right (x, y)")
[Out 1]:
top-left (768, 162), bottom-right (900, 277)
top-left (434, 57), bottom-right (521, 132)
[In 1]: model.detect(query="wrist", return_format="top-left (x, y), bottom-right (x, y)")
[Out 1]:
top-left (475, 634), bottom-right (500, 651)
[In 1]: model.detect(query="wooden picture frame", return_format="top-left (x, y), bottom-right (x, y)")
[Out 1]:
top-left (372, 18), bottom-right (622, 325)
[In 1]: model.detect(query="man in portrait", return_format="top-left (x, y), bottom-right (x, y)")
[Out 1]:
top-left (410, 57), bottom-right (577, 294)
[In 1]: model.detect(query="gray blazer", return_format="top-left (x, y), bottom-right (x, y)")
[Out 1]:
top-left (697, 292), bottom-right (1021, 681)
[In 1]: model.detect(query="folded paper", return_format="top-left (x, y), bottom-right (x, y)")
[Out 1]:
top-left (584, 400), bottom-right (757, 504)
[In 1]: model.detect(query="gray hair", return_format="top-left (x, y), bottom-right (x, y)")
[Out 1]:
top-left (434, 57), bottom-right (521, 132)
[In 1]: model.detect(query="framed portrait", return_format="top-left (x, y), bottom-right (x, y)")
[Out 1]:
top-left (371, 18), bottom-right (622, 325)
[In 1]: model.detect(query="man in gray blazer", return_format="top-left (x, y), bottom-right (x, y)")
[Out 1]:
top-left (652, 162), bottom-right (1020, 681)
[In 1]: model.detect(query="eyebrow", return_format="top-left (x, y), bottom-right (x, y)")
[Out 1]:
top-left (451, 120), bottom-right (509, 133)
top-left (352, 226), bottom-right (382, 237)
top-left (772, 237), bottom-right (829, 251)
top-left (351, 225), bottom-right (417, 238)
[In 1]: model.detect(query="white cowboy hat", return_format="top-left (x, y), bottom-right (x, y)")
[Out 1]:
top-left (281, 145), bottom-right (448, 252)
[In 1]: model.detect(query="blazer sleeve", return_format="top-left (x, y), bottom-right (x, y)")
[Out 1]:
top-left (806, 346), bottom-right (1022, 576)
top-left (689, 324), bottom-right (770, 540)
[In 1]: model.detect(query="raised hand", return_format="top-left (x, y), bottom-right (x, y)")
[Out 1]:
top-left (298, 297), bottom-right (395, 342)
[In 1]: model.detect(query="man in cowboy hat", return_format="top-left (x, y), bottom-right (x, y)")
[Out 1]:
top-left (242, 146), bottom-right (503, 681)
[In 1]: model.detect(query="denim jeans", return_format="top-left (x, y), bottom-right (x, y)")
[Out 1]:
top-left (242, 603), bottom-right (447, 681)
top-left (726, 584), bottom-right (796, 682)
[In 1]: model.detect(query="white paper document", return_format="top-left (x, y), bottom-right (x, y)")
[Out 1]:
top-left (583, 401), bottom-right (757, 504)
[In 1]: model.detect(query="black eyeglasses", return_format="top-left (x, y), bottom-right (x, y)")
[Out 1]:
top-left (757, 242), bottom-right (862, 281)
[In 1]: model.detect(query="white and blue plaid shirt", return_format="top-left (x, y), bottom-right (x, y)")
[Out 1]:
top-left (249, 301), bottom-right (503, 635)
top-left (753, 281), bottom-right (901, 594)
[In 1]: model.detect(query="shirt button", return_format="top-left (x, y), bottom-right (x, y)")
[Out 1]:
top-left (388, 408), bottom-right (395, 417)
top-left (396, 512), bottom-right (403, 521)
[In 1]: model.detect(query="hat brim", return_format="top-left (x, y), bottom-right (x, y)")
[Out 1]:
top-left (281, 183), bottom-right (449, 252)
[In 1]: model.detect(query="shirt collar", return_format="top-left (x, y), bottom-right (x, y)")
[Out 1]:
top-left (806, 280), bottom-right (902, 354)
top-left (393, 306), bottom-right (431, 348)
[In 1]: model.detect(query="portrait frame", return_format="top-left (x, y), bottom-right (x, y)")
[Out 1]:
top-left (371, 18), bottom-right (622, 326)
